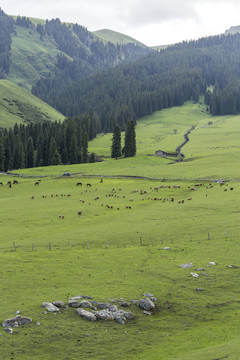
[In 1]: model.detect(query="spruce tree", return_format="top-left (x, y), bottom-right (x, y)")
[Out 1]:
top-left (48, 137), bottom-right (62, 165)
top-left (0, 139), bottom-right (5, 171)
top-left (124, 120), bottom-right (136, 157)
top-left (27, 136), bottom-right (34, 168)
top-left (111, 124), bottom-right (122, 159)
top-left (82, 131), bottom-right (88, 163)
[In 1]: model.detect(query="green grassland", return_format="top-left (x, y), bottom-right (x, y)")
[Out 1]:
top-left (93, 29), bottom-right (147, 47)
top-left (8, 25), bottom-right (60, 91)
top-left (1, 101), bottom-right (240, 359)
top-left (0, 80), bottom-right (65, 128)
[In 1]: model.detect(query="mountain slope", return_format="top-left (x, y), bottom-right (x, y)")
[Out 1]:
top-left (0, 79), bottom-right (65, 128)
top-left (93, 28), bottom-right (147, 47)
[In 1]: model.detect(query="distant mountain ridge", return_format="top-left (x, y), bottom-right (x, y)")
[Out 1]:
top-left (225, 25), bottom-right (240, 35)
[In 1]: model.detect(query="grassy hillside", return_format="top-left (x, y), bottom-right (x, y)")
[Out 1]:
top-left (0, 80), bottom-right (65, 128)
top-left (1, 103), bottom-right (240, 359)
top-left (93, 28), bottom-right (147, 47)
top-left (8, 24), bottom-right (60, 91)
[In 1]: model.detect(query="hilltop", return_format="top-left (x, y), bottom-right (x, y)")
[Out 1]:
top-left (93, 28), bottom-right (147, 47)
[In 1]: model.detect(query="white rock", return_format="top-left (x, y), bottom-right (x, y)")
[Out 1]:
top-left (42, 302), bottom-right (60, 312)
top-left (179, 263), bottom-right (193, 268)
top-left (190, 272), bottom-right (199, 278)
top-left (209, 262), bottom-right (216, 265)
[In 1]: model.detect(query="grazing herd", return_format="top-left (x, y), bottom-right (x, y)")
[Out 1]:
top-left (0, 177), bottom-right (235, 222)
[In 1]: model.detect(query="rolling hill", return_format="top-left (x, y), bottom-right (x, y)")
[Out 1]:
top-left (93, 28), bottom-right (147, 47)
top-left (0, 79), bottom-right (65, 128)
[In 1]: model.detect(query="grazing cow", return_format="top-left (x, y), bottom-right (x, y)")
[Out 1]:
top-left (170, 198), bottom-right (174, 202)
top-left (31, 196), bottom-right (34, 199)
top-left (7, 181), bottom-right (11, 185)
top-left (173, 185), bottom-right (180, 188)
top-left (78, 211), bottom-right (82, 215)
top-left (67, 194), bottom-right (71, 197)
top-left (76, 182), bottom-right (82, 186)
top-left (230, 187), bottom-right (234, 190)
top-left (87, 183), bottom-right (92, 187)
top-left (13, 180), bottom-right (18, 184)
top-left (0, 182), bottom-right (3, 186)
top-left (100, 179), bottom-right (103, 183)
top-left (129, 198), bottom-right (133, 201)
top-left (188, 197), bottom-right (192, 201)
top-left (95, 196), bottom-right (99, 200)
top-left (224, 189), bottom-right (227, 192)
top-left (35, 182), bottom-right (39, 186)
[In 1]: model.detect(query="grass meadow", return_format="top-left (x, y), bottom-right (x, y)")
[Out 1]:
top-left (1, 101), bottom-right (240, 359)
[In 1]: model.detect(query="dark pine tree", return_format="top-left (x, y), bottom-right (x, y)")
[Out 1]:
top-left (82, 131), bottom-right (88, 163)
top-left (27, 136), bottom-right (34, 168)
top-left (0, 139), bottom-right (5, 171)
top-left (124, 120), bottom-right (136, 158)
top-left (111, 124), bottom-right (122, 159)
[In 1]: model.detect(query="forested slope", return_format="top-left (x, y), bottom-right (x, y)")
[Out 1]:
top-left (45, 34), bottom-right (240, 132)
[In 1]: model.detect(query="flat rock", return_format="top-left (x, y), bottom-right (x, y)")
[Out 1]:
top-left (68, 299), bottom-right (80, 308)
top-left (209, 262), bottom-right (216, 265)
top-left (76, 308), bottom-right (97, 322)
top-left (119, 301), bottom-right (131, 307)
top-left (2, 316), bottom-right (32, 327)
top-left (150, 297), bottom-right (157, 302)
top-left (190, 272), bottom-right (199, 278)
top-left (143, 310), bottom-right (152, 315)
top-left (53, 300), bottom-right (65, 308)
top-left (98, 302), bottom-right (111, 309)
top-left (4, 327), bottom-right (13, 334)
top-left (164, 247), bottom-right (171, 250)
top-left (42, 302), bottom-right (60, 312)
top-left (115, 317), bottom-right (125, 324)
top-left (196, 268), bottom-right (204, 271)
top-left (80, 300), bottom-right (92, 308)
top-left (139, 298), bottom-right (155, 311)
top-left (69, 295), bottom-right (82, 300)
top-left (142, 293), bottom-right (154, 297)
top-left (81, 295), bottom-right (93, 299)
top-left (179, 263), bottom-right (193, 268)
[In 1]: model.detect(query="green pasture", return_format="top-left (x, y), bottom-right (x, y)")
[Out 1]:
top-left (1, 174), bottom-right (240, 359)
top-left (8, 25), bottom-right (59, 91)
top-left (1, 101), bottom-right (240, 359)
top-left (93, 29), bottom-right (147, 47)
top-left (0, 80), bottom-right (65, 128)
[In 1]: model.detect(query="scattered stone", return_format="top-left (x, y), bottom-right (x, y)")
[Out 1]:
top-left (81, 295), bottom-right (93, 299)
top-left (150, 297), bottom-right (157, 302)
top-left (36, 322), bottom-right (40, 326)
top-left (108, 305), bottom-right (118, 312)
top-left (139, 298), bottom-right (155, 311)
top-left (179, 263), bottom-right (193, 268)
top-left (196, 268), bottom-right (204, 271)
top-left (119, 301), bottom-right (131, 307)
top-left (115, 317), bottom-right (125, 325)
top-left (4, 327), bottom-right (13, 334)
top-left (76, 308), bottom-right (97, 322)
top-left (143, 311), bottom-right (152, 316)
top-left (110, 299), bottom-right (117, 303)
top-left (196, 288), bottom-right (203, 292)
top-left (68, 300), bottom-right (80, 308)
top-left (80, 300), bottom-right (92, 308)
top-left (69, 295), bottom-right (82, 300)
top-left (142, 293), bottom-right (154, 297)
top-left (43, 311), bottom-right (47, 315)
top-left (15, 310), bottom-right (20, 315)
top-left (53, 300), bottom-right (65, 308)
top-left (91, 301), bottom-right (99, 306)
top-left (164, 247), bottom-right (171, 250)
top-left (98, 302), bottom-right (111, 309)
top-left (86, 333), bottom-right (91, 336)
top-left (124, 312), bottom-right (135, 320)
top-left (2, 316), bottom-right (32, 327)
top-left (209, 262), bottom-right (216, 265)
top-left (42, 302), bottom-right (60, 312)
top-left (190, 272), bottom-right (199, 278)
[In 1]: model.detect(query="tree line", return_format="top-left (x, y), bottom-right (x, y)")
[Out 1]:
top-left (0, 113), bottom-right (100, 172)
top-left (0, 8), bottom-right (14, 78)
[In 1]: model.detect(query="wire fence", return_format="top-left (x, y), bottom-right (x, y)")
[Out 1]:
top-left (1, 229), bottom-right (239, 254)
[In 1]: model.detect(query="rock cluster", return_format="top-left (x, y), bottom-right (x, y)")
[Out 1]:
top-left (2, 292), bottom-right (157, 334)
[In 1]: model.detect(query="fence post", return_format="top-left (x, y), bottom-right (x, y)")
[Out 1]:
top-left (208, 232), bottom-right (210, 240)
top-left (12, 241), bottom-right (16, 252)
top-left (140, 236), bottom-right (142, 246)
top-left (49, 242), bottom-right (51, 250)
